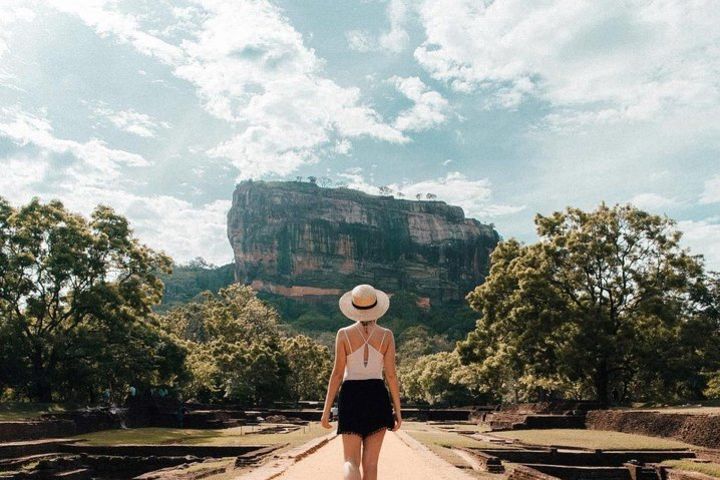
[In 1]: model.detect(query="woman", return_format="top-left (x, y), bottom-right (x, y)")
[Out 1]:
top-left (321, 284), bottom-right (402, 480)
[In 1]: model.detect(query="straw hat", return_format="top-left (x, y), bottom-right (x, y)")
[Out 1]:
top-left (338, 284), bottom-right (390, 321)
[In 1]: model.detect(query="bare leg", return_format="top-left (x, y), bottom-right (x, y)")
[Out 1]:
top-left (342, 434), bottom-right (362, 480)
top-left (361, 428), bottom-right (386, 480)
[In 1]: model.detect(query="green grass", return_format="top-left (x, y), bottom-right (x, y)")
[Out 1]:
top-left (662, 460), bottom-right (720, 478)
top-left (74, 422), bottom-right (329, 447)
top-left (0, 403), bottom-right (69, 421)
top-left (403, 421), bottom-right (506, 450)
top-left (492, 429), bottom-right (692, 450)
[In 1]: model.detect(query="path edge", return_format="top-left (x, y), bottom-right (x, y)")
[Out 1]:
top-left (233, 431), bottom-right (337, 480)
top-left (394, 429), bottom-right (477, 480)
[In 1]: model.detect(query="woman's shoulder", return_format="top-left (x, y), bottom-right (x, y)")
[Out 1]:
top-left (378, 325), bottom-right (394, 337)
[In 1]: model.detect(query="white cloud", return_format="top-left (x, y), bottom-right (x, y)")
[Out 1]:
top-left (337, 171), bottom-right (525, 219)
top-left (346, 30), bottom-right (374, 52)
top-left (414, 0), bottom-right (720, 124)
top-left (0, 2), bottom-right (35, 56)
top-left (336, 172), bottom-right (379, 195)
top-left (379, 0), bottom-right (410, 53)
top-left (0, 106), bottom-right (148, 181)
top-left (46, 0), bottom-right (407, 179)
top-left (391, 76), bottom-right (449, 132)
top-left (0, 107), bottom-right (231, 264)
top-left (628, 193), bottom-right (678, 211)
top-left (0, 154), bottom-right (50, 203)
top-left (678, 219), bottom-right (720, 271)
top-left (334, 139), bottom-right (352, 155)
top-left (46, 0), bottom-right (184, 64)
top-left (345, 0), bottom-right (409, 54)
top-left (94, 106), bottom-right (170, 138)
top-left (700, 175), bottom-right (720, 204)
top-left (389, 172), bottom-right (525, 218)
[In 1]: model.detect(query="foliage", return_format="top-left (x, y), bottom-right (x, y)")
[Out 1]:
top-left (158, 259), bottom-right (234, 311)
top-left (399, 351), bottom-right (477, 406)
top-left (0, 197), bottom-right (183, 402)
top-left (704, 372), bottom-right (720, 400)
top-left (160, 284), bottom-right (331, 405)
top-left (282, 334), bottom-right (332, 401)
top-left (458, 204), bottom-right (719, 404)
top-left (162, 284), bottom-right (290, 405)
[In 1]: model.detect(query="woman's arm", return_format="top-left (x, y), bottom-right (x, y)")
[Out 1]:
top-left (321, 329), bottom-right (347, 429)
top-left (383, 329), bottom-right (402, 431)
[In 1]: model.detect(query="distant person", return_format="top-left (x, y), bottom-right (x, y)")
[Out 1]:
top-left (321, 284), bottom-right (402, 480)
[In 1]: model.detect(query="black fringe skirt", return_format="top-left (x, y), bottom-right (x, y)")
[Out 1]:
top-left (337, 379), bottom-right (395, 438)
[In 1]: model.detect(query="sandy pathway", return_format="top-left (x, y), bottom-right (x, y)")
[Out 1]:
top-left (274, 430), bottom-right (475, 480)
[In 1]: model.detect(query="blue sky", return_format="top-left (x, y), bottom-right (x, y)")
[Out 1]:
top-left (0, 0), bottom-right (718, 269)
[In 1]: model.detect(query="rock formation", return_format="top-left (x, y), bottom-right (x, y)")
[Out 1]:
top-left (227, 180), bottom-right (500, 304)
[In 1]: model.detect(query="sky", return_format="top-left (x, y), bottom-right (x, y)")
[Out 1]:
top-left (0, 0), bottom-right (718, 269)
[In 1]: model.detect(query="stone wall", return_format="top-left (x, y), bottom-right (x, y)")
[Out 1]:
top-left (473, 449), bottom-right (694, 467)
top-left (0, 420), bottom-right (76, 442)
top-left (586, 410), bottom-right (720, 449)
top-left (525, 464), bottom-right (631, 480)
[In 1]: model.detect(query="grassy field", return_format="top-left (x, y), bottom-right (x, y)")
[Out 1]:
top-left (662, 460), bottom-right (720, 478)
top-left (74, 422), bottom-right (329, 447)
top-left (404, 424), bottom-right (501, 450)
top-left (0, 403), bottom-right (69, 421)
top-left (491, 429), bottom-right (692, 450)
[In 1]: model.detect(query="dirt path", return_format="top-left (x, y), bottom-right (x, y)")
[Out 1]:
top-left (274, 430), bottom-right (475, 480)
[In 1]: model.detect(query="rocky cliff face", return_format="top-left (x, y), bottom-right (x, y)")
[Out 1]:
top-left (227, 181), bottom-right (500, 304)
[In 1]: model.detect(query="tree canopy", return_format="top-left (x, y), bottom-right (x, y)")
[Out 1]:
top-left (0, 197), bottom-right (183, 402)
top-left (457, 204), bottom-right (720, 404)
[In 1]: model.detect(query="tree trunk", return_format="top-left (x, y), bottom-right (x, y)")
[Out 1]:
top-left (30, 347), bottom-right (52, 402)
top-left (595, 357), bottom-right (609, 407)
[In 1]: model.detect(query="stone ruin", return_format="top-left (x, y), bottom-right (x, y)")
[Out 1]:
top-left (0, 402), bottom-right (313, 479)
top-left (434, 420), bottom-right (718, 480)
top-left (478, 401), bottom-right (603, 431)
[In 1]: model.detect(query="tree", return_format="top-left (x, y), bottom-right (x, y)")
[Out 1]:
top-left (282, 335), bottom-right (331, 402)
top-left (458, 204), bottom-right (716, 404)
top-left (307, 176), bottom-right (317, 184)
top-left (163, 284), bottom-right (290, 405)
top-left (425, 193), bottom-right (437, 200)
top-left (0, 197), bottom-right (175, 401)
top-left (399, 351), bottom-right (475, 406)
top-left (318, 177), bottom-right (333, 188)
top-left (379, 186), bottom-right (393, 195)
top-left (415, 193), bottom-right (423, 200)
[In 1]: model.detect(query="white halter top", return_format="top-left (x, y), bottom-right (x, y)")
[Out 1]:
top-left (343, 326), bottom-right (388, 381)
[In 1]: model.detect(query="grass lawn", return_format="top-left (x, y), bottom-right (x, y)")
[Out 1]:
top-left (491, 429), bottom-right (692, 450)
top-left (0, 403), bottom-right (69, 421)
top-left (662, 460), bottom-right (720, 478)
top-left (73, 422), bottom-right (329, 447)
top-left (404, 421), bottom-right (507, 450)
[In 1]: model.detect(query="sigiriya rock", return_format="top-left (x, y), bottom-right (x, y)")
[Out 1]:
top-left (227, 180), bottom-right (500, 304)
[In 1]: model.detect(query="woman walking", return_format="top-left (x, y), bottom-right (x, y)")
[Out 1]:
top-left (321, 284), bottom-right (402, 480)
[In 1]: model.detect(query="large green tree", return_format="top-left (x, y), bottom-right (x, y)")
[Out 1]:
top-left (458, 204), bottom-right (718, 404)
top-left (0, 197), bottom-right (181, 401)
top-left (399, 351), bottom-right (477, 406)
top-left (282, 334), bottom-right (332, 402)
top-left (163, 284), bottom-right (291, 405)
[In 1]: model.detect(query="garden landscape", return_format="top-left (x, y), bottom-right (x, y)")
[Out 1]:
top-left (1, 179), bottom-right (719, 478)
top-left (2, 1), bottom-right (720, 479)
